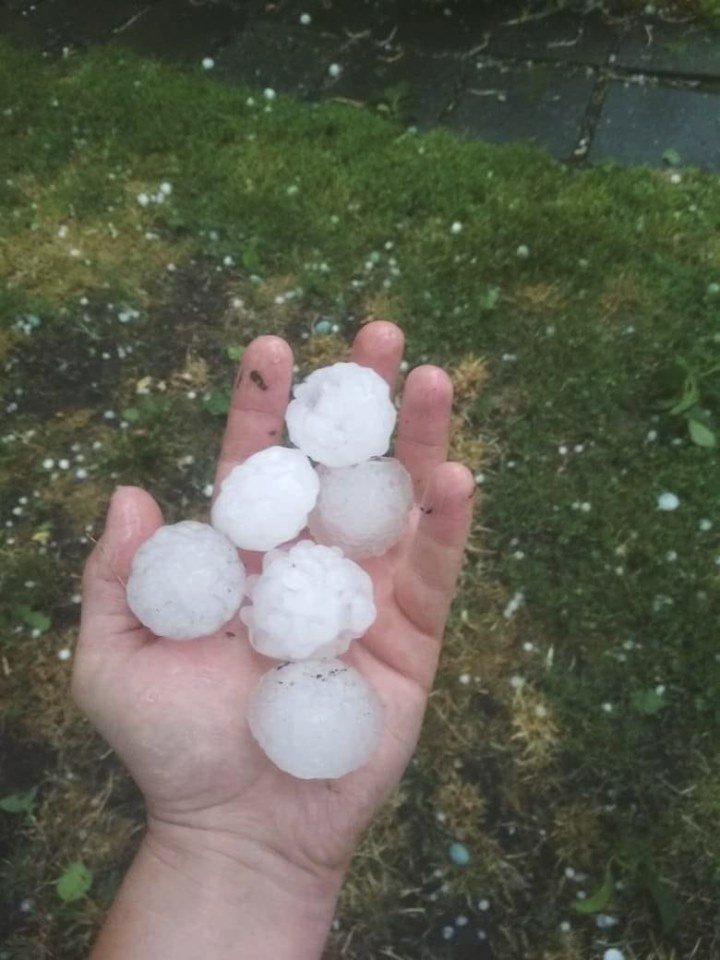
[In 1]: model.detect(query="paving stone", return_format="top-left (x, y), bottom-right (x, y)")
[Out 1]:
top-left (16, 0), bottom-right (152, 49)
top-left (214, 21), bottom-right (342, 96)
top-left (0, 4), bottom-right (41, 43)
top-left (589, 80), bottom-right (720, 170)
top-left (488, 10), bottom-right (616, 67)
top-left (257, 0), bottom-right (398, 41)
top-left (615, 18), bottom-right (720, 80)
top-left (444, 61), bottom-right (594, 159)
top-left (325, 44), bottom-right (461, 127)
top-left (117, 0), bottom-right (246, 61)
top-left (393, 0), bottom-right (493, 53)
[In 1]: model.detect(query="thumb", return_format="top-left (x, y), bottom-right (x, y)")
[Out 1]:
top-left (79, 486), bottom-right (164, 643)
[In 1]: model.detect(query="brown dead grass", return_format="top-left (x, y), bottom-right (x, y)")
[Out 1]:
top-left (508, 282), bottom-right (566, 316)
top-left (599, 271), bottom-right (643, 324)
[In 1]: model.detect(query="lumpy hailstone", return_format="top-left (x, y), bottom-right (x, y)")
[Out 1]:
top-left (212, 446), bottom-right (319, 551)
top-left (309, 457), bottom-right (413, 559)
top-left (285, 362), bottom-right (397, 467)
top-left (126, 521), bottom-right (246, 640)
top-left (248, 659), bottom-right (383, 779)
top-left (241, 540), bottom-right (376, 660)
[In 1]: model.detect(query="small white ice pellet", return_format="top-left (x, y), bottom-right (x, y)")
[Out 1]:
top-left (126, 521), bottom-right (245, 640)
top-left (286, 362), bottom-right (396, 467)
top-left (241, 540), bottom-right (376, 660)
top-left (248, 659), bottom-right (383, 779)
top-left (211, 446), bottom-right (319, 551)
top-left (308, 458), bottom-right (413, 559)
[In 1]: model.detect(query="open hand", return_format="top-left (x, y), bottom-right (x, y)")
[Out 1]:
top-left (74, 321), bottom-right (474, 889)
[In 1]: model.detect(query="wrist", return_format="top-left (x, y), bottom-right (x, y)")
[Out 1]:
top-left (145, 812), bottom-right (345, 904)
top-left (141, 816), bottom-right (343, 959)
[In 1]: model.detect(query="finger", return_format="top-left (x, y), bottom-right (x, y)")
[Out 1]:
top-left (350, 320), bottom-right (405, 390)
top-left (394, 462), bottom-right (475, 642)
top-left (394, 366), bottom-right (453, 499)
top-left (80, 486), bottom-right (164, 641)
top-left (215, 336), bottom-right (294, 489)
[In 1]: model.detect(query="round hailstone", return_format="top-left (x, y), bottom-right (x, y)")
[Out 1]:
top-left (286, 362), bottom-right (397, 467)
top-left (309, 457), bottom-right (413, 559)
top-left (126, 521), bottom-right (245, 640)
top-left (248, 659), bottom-right (383, 779)
top-left (241, 540), bottom-right (376, 660)
top-left (211, 446), bottom-right (319, 551)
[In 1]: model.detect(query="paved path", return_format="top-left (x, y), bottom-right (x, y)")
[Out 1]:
top-left (2, 0), bottom-right (719, 169)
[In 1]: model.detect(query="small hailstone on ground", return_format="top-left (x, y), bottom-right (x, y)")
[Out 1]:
top-left (516, 244), bottom-right (530, 259)
top-left (136, 193), bottom-right (150, 207)
top-left (286, 362), bottom-right (396, 467)
top-left (308, 458), bottom-right (412, 559)
top-left (299, 12), bottom-right (312, 24)
top-left (212, 446), bottom-right (319, 551)
top-left (263, 87), bottom-right (277, 100)
top-left (450, 221), bottom-right (463, 234)
top-left (603, 950), bottom-right (625, 960)
top-left (201, 57), bottom-right (215, 70)
top-left (57, 648), bottom-right (71, 662)
top-left (242, 540), bottom-right (375, 660)
top-left (248, 659), bottom-right (383, 779)
top-left (657, 491), bottom-right (680, 511)
top-left (42, 458), bottom-right (54, 470)
top-left (328, 63), bottom-right (342, 77)
top-left (126, 521), bottom-right (245, 640)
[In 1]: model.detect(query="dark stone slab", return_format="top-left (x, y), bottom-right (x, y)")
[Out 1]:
top-left (117, 0), bottom-right (246, 61)
top-left (589, 80), bottom-right (720, 170)
top-left (615, 18), bottom-right (720, 80)
top-left (325, 44), bottom-right (461, 127)
top-left (444, 60), bottom-right (594, 159)
top-left (392, 0), bottom-right (493, 54)
top-left (15, 0), bottom-right (152, 49)
top-left (214, 21), bottom-right (341, 96)
top-left (256, 0), bottom-right (398, 42)
top-left (488, 11), bottom-right (616, 67)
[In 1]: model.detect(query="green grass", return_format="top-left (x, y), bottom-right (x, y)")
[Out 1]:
top-left (1, 37), bottom-right (720, 960)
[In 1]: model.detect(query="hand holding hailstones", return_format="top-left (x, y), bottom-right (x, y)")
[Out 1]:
top-left (125, 361), bottom-right (414, 779)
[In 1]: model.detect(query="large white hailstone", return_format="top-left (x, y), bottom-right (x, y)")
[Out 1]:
top-left (241, 540), bottom-right (376, 660)
top-left (286, 362), bottom-right (397, 467)
top-left (309, 457), bottom-right (413, 559)
top-left (248, 659), bottom-right (383, 779)
top-left (211, 446), bottom-right (319, 551)
top-left (126, 521), bottom-right (246, 640)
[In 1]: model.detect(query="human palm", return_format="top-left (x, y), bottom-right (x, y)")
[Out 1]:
top-left (74, 322), bottom-right (474, 878)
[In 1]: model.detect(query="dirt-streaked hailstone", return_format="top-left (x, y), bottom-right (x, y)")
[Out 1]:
top-left (212, 446), bottom-right (319, 551)
top-left (126, 521), bottom-right (246, 640)
top-left (285, 362), bottom-right (396, 467)
top-left (241, 540), bottom-right (376, 660)
top-left (248, 659), bottom-right (383, 779)
top-left (309, 457), bottom-right (413, 559)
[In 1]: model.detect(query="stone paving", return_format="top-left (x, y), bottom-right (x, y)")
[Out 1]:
top-left (1, 0), bottom-right (719, 169)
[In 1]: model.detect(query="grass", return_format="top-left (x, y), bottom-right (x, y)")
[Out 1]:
top-left (1, 36), bottom-right (720, 960)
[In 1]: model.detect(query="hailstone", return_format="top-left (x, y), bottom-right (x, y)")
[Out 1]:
top-left (248, 659), bottom-right (383, 779)
top-left (126, 521), bottom-right (246, 640)
top-left (241, 540), bottom-right (376, 660)
top-left (211, 446), bottom-right (319, 551)
top-left (285, 362), bottom-right (396, 467)
top-left (309, 457), bottom-right (413, 559)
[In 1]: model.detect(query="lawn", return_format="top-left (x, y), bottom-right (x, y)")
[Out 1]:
top-left (1, 36), bottom-right (719, 960)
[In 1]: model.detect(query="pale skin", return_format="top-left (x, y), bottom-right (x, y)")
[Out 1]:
top-left (74, 321), bottom-right (475, 960)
